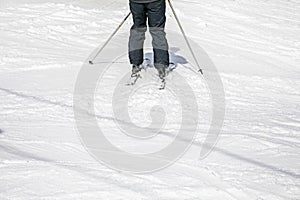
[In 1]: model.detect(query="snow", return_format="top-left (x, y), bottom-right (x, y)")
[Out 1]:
top-left (0, 0), bottom-right (299, 199)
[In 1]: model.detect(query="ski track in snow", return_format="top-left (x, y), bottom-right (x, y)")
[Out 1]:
top-left (0, 0), bottom-right (299, 199)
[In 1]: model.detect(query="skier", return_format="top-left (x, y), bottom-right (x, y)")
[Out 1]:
top-left (129, 0), bottom-right (170, 80)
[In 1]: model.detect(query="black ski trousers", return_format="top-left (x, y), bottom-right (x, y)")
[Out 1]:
top-left (129, 0), bottom-right (169, 67)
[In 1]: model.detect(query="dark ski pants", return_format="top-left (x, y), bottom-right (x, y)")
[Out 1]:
top-left (129, 0), bottom-right (169, 67)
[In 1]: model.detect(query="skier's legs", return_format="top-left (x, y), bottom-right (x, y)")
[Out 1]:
top-left (147, 0), bottom-right (169, 67)
top-left (129, 2), bottom-right (147, 66)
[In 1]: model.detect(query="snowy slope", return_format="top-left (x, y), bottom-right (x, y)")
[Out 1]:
top-left (0, 0), bottom-right (299, 199)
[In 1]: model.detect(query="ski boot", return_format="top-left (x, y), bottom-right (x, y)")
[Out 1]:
top-left (127, 64), bottom-right (142, 86)
top-left (156, 64), bottom-right (167, 90)
top-left (132, 64), bottom-right (142, 76)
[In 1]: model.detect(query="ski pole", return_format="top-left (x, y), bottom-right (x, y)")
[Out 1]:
top-left (89, 12), bottom-right (131, 65)
top-left (167, 0), bottom-right (203, 74)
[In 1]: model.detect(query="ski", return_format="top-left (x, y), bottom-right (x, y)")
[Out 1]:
top-left (126, 59), bottom-right (177, 89)
top-left (126, 73), bottom-right (142, 86)
top-left (159, 78), bottom-right (166, 90)
top-left (126, 59), bottom-right (150, 86)
top-left (158, 62), bottom-right (176, 90)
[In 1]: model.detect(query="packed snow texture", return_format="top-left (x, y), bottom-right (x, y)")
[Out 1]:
top-left (0, 0), bottom-right (299, 199)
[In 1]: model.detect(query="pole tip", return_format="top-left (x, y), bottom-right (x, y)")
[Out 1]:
top-left (89, 61), bottom-right (94, 65)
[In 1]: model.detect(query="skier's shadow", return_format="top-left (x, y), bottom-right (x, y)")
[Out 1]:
top-left (0, 129), bottom-right (3, 134)
top-left (144, 47), bottom-right (188, 67)
top-left (169, 47), bottom-right (188, 65)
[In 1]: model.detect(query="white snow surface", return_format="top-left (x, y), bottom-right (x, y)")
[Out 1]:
top-left (0, 0), bottom-right (300, 199)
